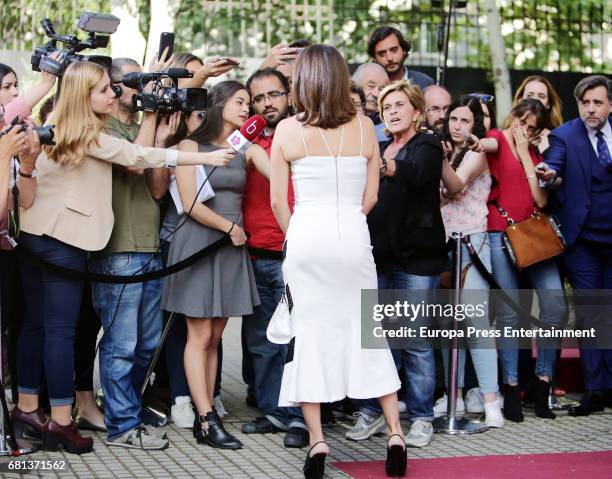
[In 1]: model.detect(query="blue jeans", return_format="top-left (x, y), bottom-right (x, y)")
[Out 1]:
top-left (90, 252), bottom-right (163, 440)
top-left (361, 268), bottom-right (438, 422)
top-left (489, 232), bottom-right (566, 384)
top-left (242, 258), bottom-right (304, 428)
top-left (17, 233), bottom-right (86, 406)
top-left (441, 233), bottom-right (499, 393)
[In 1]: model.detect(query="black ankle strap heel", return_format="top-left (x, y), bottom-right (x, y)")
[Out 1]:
top-left (386, 434), bottom-right (407, 477)
top-left (304, 441), bottom-right (328, 479)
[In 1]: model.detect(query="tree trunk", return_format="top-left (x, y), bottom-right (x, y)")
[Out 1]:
top-left (110, 0), bottom-right (147, 63)
top-left (484, 0), bottom-right (512, 126)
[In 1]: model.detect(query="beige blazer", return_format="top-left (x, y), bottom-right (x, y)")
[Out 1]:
top-left (20, 133), bottom-right (173, 251)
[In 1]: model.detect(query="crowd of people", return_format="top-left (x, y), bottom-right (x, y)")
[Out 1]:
top-left (0, 22), bottom-right (611, 479)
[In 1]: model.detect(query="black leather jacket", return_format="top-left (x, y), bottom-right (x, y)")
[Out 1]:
top-left (367, 132), bottom-right (449, 275)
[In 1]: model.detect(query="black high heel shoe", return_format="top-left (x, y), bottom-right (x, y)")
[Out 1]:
top-left (385, 434), bottom-right (407, 477)
top-left (193, 414), bottom-right (207, 444)
top-left (303, 441), bottom-right (328, 479)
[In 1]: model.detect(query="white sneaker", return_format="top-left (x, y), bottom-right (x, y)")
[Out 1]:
top-left (345, 412), bottom-right (387, 441)
top-left (107, 426), bottom-right (169, 450)
top-left (214, 395), bottom-right (228, 418)
top-left (171, 396), bottom-right (195, 429)
top-left (484, 398), bottom-right (504, 428)
top-left (465, 388), bottom-right (485, 413)
top-left (433, 394), bottom-right (465, 417)
top-left (398, 400), bottom-right (407, 413)
top-left (404, 420), bottom-right (433, 448)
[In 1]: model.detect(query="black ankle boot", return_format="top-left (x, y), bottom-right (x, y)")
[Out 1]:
top-left (503, 385), bottom-right (524, 423)
top-left (204, 410), bottom-right (242, 449)
top-left (192, 414), bottom-right (206, 444)
top-left (533, 377), bottom-right (556, 419)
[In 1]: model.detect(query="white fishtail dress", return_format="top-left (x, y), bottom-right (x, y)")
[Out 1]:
top-left (278, 118), bottom-right (400, 407)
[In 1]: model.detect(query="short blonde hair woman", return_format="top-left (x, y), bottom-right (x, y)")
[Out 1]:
top-left (14, 61), bottom-right (233, 455)
top-left (378, 80), bottom-right (426, 134)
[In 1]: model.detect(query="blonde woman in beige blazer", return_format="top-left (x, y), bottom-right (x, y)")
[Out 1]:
top-left (12, 61), bottom-right (233, 455)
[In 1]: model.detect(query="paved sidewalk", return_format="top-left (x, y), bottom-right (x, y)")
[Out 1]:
top-left (1, 318), bottom-right (611, 478)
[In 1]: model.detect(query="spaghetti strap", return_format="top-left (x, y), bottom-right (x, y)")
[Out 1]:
top-left (357, 115), bottom-right (363, 157)
top-left (298, 121), bottom-right (310, 158)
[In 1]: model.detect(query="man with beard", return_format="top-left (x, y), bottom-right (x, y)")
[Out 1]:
top-left (424, 85), bottom-right (452, 135)
top-left (352, 63), bottom-right (390, 141)
top-left (240, 68), bottom-right (308, 448)
top-left (89, 57), bottom-right (171, 449)
top-left (368, 26), bottom-right (434, 89)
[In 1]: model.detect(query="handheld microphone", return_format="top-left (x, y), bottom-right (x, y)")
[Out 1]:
top-left (226, 115), bottom-right (267, 154)
top-left (122, 68), bottom-right (192, 89)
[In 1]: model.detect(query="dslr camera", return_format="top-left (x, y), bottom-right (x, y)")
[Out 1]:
top-left (0, 117), bottom-right (55, 146)
top-left (123, 68), bottom-right (208, 115)
top-left (31, 12), bottom-right (120, 77)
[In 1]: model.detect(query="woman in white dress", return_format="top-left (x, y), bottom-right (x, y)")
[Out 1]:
top-left (270, 44), bottom-right (407, 478)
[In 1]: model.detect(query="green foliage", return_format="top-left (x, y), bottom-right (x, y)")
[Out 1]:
top-left (1, 0), bottom-right (609, 73)
top-left (0, 0), bottom-right (111, 52)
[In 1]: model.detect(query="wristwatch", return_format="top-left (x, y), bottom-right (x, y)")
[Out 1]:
top-left (380, 157), bottom-right (388, 176)
top-left (19, 168), bottom-right (37, 178)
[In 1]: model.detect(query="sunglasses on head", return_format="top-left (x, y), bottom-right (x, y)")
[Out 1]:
top-left (468, 93), bottom-right (494, 103)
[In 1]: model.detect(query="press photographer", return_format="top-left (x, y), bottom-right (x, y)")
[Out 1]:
top-left (87, 52), bottom-right (179, 451)
top-left (11, 60), bottom-right (234, 455)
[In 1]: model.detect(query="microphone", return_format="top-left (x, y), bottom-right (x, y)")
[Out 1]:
top-left (226, 115), bottom-right (267, 154)
top-left (122, 68), bottom-right (192, 88)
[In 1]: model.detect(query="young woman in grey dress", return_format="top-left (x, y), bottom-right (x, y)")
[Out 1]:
top-left (162, 81), bottom-right (270, 449)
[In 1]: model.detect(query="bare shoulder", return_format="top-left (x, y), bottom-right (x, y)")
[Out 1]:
top-left (275, 115), bottom-right (299, 138)
top-left (178, 138), bottom-right (199, 152)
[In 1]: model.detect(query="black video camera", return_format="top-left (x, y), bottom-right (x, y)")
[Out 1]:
top-left (0, 116), bottom-right (55, 146)
top-left (31, 12), bottom-right (120, 77)
top-left (123, 68), bottom-right (208, 115)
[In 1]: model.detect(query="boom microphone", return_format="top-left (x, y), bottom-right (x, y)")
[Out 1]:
top-left (122, 68), bottom-right (192, 89)
top-left (226, 114), bottom-right (267, 154)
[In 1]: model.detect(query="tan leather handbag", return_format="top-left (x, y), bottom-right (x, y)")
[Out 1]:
top-left (495, 203), bottom-right (566, 270)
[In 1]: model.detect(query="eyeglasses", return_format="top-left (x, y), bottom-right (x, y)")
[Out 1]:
top-left (252, 91), bottom-right (287, 105)
top-left (425, 105), bottom-right (450, 114)
top-left (468, 93), bottom-right (495, 103)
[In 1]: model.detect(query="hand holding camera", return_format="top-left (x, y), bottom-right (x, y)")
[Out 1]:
top-left (18, 129), bottom-right (42, 175)
top-left (0, 125), bottom-right (26, 161)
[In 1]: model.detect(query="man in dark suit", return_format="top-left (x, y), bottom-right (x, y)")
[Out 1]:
top-left (538, 75), bottom-right (612, 415)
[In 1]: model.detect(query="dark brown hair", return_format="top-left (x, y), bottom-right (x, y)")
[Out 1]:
top-left (292, 44), bottom-right (355, 129)
top-left (189, 80), bottom-right (247, 144)
top-left (367, 26), bottom-right (411, 58)
top-left (509, 98), bottom-right (549, 131)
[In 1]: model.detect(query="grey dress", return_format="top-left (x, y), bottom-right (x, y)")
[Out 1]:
top-left (161, 143), bottom-right (260, 318)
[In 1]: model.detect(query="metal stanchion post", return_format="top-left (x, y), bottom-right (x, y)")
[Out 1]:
top-left (138, 312), bottom-right (177, 427)
top-left (0, 287), bottom-right (39, 455)
top-left (433, 233), bottom-right (488, 434)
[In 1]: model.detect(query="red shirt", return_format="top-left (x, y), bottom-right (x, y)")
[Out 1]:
top-left (242, 133), bottom-right (294, 252)
top-left (486, 129), bottom-right (542, 232)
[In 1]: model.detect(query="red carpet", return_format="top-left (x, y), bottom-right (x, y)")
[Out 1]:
top-left (332, 450), bottom-right (612, 478)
